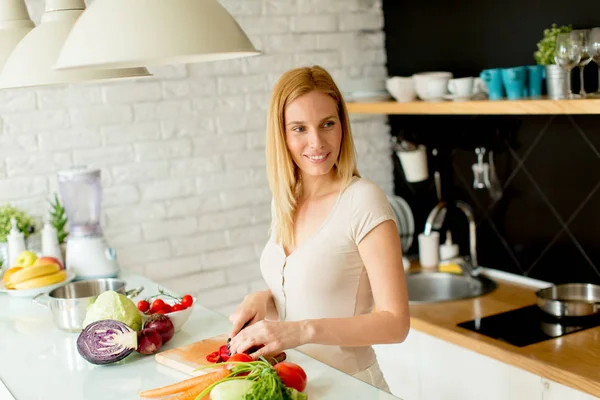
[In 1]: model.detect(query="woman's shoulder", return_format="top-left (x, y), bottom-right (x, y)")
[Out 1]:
top-left (345, 177), bottom-right (388, 200)
top-left (342, 177), bottom-right (396, 243)
top-left (342, 177), bottom-right (392, 214)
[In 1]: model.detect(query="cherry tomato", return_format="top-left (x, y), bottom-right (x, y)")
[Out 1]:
top-left (155, 309), bottom-right (167, 315)
top-left (181, 295), bottom-right (193, 308)
top-left (274, 362), bottom-right (307, 392)
top-left (172, 303), bottom-right (185, 312)
top-left (161, 303), bottom-right (173, 313)
top-left (228, 353), bottom-right (253, 363)
top-left (151, 298), bottom-right (165, 310)
top-left (137, 300), bottom-right (150, 313)
top-left (206, 351), bottom-right (220, 363)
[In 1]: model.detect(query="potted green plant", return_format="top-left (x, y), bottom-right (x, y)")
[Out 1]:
top-left (534, 24), bottom-right (573, 99)
top-left (48, 193), bottom-right (69, 260)
top-left (0, 205), bottom-right (36, 268)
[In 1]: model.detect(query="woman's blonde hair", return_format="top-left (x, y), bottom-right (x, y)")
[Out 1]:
top-left (266, 65), bottom-right (360, 249)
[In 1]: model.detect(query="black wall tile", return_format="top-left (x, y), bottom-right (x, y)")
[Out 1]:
top-left (383, 1), bottom-right (600, 284)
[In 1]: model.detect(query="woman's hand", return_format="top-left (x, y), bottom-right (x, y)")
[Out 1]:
top-left (228, 320), bottom-right (312, 359)
top-left (228, 291), bottom-right (272, 339)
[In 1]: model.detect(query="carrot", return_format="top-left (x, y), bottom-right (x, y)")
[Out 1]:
top-left (139, 368), bottom-right (230, 399)
top-left (167, 384), bottom-right (210, 400)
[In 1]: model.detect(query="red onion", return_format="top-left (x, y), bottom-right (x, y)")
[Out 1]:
top-left (143, 314), bottom-right (175, 345)
top-left (137, 328), bottom-right (163, 355)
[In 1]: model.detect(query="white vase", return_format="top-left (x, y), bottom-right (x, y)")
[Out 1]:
top-left (0, 242), bottom-right (8, 270)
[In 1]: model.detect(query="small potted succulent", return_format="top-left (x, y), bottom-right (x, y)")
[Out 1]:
top-left (534, 23), bottom-right (573, 99)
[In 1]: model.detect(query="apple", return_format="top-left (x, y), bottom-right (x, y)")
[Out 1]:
top-left (35, 256), bottom-right (64, 270)
top-left (15, 250), bottom-right (37, 268)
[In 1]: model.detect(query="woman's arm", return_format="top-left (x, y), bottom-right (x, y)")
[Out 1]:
top-left (303, 219), bottom-right (410, 346)
top-left (228, 220), bottom-right (410, 357)
top-left (262, 290), bottom-right (279, 321)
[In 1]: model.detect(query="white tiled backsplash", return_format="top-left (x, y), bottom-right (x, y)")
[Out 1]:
top-left (2, 0), bottom-right (392, 315)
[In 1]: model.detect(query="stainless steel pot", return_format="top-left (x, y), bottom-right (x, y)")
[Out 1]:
top-left (33, 279), bottom-right (143, 332)
top-left (536, 283), bottom-right (600, 318)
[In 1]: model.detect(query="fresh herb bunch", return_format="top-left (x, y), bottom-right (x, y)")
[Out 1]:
top-left (195, 359), bottom-right (306, 400)
top-left (48, 193), bottom-right (68, 244)
top-left (0, 205), bottom-right (35, 242)
top-left (534, 23), bottom-right (573, 65)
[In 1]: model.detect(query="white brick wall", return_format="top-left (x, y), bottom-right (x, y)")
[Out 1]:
top-left (6, 0), bottom-right (392, 315)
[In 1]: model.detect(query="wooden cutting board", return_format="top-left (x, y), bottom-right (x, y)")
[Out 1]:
top-left (155, 333), bottom-right (229, 376)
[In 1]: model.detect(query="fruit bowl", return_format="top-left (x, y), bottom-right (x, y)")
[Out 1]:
top-left (138, 295), bottom-right (196, 332)
top-left (0, 271), bottom-right (75, 298)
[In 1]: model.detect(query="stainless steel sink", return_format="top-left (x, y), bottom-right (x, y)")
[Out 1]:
top-left (406, 271), bottom-right (497, 304)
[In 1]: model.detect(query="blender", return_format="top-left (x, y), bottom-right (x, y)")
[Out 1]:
top-left (57, 167), bottom-right (119, 279)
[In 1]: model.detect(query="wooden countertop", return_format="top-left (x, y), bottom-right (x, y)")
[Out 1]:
top-left (407, 269), bottom-right (600, 397)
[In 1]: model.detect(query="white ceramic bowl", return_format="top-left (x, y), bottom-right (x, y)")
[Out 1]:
top-left (386, 77), bottom-right (416, 102)
top-left (140, 297), bottom-right (196, 332)
top-left (413, 71), bottom-right (453, 100)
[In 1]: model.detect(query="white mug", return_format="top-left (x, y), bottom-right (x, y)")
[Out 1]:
top-left (397, 145), bottom-right (429, 183)
top-left (448, 77), bottom-right (474, 97)
top-left (426, 78), bottom-right (449, 101)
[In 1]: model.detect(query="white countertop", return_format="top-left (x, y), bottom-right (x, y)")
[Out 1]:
top-left (0, 271), bottom-right (400, 400)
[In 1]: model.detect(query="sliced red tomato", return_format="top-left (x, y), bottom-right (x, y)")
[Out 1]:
top-left (274, 362), bottom-right (307, 392)
top-left (206, 351), bottom-right (220, 363)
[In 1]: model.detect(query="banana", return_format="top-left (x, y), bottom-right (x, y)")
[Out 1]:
top-left (13, 270), bottom-right (66, 290)
top-left (8, 263), bottom-right (60, 285)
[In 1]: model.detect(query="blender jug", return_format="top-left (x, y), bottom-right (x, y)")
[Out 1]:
top-left (57, 167), bottom-right (102, 238)
top-left (57, 167), bottom-right (119, 279)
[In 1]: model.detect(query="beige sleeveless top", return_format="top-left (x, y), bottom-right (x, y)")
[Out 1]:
top-left (260, 177), bottom-right (397, 375)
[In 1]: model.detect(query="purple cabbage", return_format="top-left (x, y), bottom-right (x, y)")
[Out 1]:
top-left (77, 319), bottom-right (137, 365)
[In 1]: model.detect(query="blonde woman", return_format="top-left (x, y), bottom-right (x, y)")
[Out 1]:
top-left (227, 66), bottom-right (410, 391)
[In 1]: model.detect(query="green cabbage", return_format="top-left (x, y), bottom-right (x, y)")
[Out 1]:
top-left (82, 290), bottom-right (142, 331)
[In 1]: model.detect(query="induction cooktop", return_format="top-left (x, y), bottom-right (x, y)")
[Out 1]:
top-left (457, 305), bottom-right (600, 347)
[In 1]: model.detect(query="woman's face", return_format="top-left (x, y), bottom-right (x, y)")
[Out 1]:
top-left (284, 91), bottom-right (342, 179)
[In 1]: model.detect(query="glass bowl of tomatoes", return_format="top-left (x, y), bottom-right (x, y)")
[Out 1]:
top-left (136, 290), bottom-right (195, 332)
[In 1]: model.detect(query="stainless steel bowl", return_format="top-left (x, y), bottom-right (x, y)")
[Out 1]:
top-left (33, 279), bottom-right (143, 332)
top-left (536, 283), bottom-right (600, 318)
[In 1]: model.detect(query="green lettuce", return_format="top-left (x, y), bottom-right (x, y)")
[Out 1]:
top-left (82, 290), bottom-right (142, 331)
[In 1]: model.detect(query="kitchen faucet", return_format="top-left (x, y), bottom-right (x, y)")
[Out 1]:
top-left (423, 200), bottom-right (479, 276)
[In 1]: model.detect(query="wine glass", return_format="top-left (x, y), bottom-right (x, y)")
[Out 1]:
top-left (590, 28), bottom-right (600, 97)
top-left (571, 30), bottom-right (592, 97)
top-left (554, 33), bottom-right (582, 98)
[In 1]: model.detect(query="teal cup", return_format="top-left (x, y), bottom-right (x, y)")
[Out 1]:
top-left (501, 67), bottom-right (528, 100)
top-left (526, 65), bottom-right (546, 97)
top-left (480, 69), bottom-right (504, 100)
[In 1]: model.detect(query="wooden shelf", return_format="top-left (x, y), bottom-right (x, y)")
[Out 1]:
top-left (346, 98), bottom-right (600, 115)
